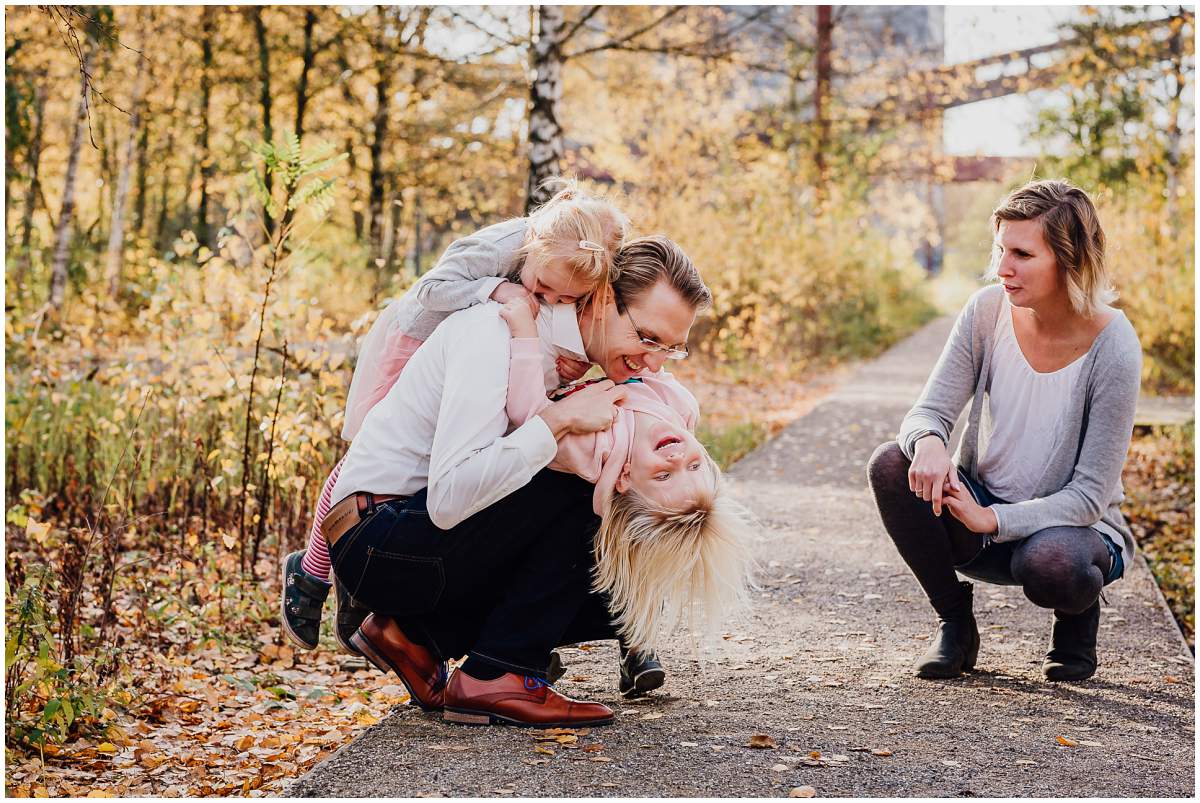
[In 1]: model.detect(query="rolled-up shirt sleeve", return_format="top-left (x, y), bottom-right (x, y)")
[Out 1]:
top-left (425, 312), bottom-right (558, 529)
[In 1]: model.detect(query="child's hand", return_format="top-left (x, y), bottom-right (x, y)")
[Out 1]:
top-left (490, 281), bottom-right (538, 317)
top-left (499, 298), bottom-right (539, 339)
top-left (556, 357), bottom-right (591, 383)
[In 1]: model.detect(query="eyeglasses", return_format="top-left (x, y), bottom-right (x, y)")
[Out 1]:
top-left (624, 306), bottom-right (689, 360)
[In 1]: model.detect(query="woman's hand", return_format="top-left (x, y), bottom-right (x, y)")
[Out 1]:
top-left (498, 297), bottom-right (539, 339)
top-left (490, 280), bottom-right (539, 318)
top-left (537, 380), bottom-right (626, 439)
top-left (556, 356), bottom-right (591, 383)
top-left (943, 482), bottom-right (999, 534)
top-left (909, 434), bottom-right (961, 516)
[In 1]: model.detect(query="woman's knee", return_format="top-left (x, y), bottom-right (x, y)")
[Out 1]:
top-left (866, 441), bottom-right (908, 491)
top-left (1012, 528), bottom-right (1103, 611)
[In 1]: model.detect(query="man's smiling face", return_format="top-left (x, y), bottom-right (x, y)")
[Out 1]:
top-left (579, 279), bottom-right (698, 382)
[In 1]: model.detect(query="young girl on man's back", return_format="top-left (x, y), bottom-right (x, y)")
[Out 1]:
top-left (281, 183), bottom-right (630, 652)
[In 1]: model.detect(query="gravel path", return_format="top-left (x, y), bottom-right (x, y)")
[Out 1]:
top-left (289, 317), bottom-right (1194, 798)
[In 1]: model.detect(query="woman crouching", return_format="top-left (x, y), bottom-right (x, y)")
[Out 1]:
top-left (867, 179), bottom-right (1141, 681)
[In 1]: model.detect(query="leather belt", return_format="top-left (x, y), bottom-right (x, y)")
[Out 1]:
top-left (324, 492), bottom-right (407, 549)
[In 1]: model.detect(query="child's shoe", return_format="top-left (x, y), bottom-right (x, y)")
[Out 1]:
top-left (619, 650), bottom-right (666, 698)
top-left (281, 551), bottom-right (330, 650)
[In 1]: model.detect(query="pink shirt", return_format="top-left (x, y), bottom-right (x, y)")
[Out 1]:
top-left (506, 338), bottom-right (700, 515)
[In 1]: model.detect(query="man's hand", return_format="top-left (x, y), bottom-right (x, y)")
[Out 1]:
top-left (943, 482), bottom-right (999, 534)
top-left (498, 297), bottom-right (538, 339)
top-left (537, 380), bottom-right (626, 439)
top-left (490, 280), bottom-right (538, 317)
top-left (909, 434), bottom-right (960, 516)
top-left (556, 356), bottom-right (591, 383)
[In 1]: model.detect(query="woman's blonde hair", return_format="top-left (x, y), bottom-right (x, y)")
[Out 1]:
top-left (519, 178), bottom-right (631, 301)
top-left (988, 178), bottom-right (1116, 317)
top-left (592, 458), bottom-right (756, 653)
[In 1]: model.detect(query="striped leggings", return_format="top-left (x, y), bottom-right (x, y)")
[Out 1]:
top-left (299, 456), bottom-right (345, 581)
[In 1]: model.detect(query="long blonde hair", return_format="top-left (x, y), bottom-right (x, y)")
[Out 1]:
top-left (592, 459), bottom-right (756, 653)
top-left (519, 178), bottom-right (631, 304)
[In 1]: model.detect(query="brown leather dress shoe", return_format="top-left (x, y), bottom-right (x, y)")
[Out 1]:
top-left (349, 614), bottom-right (447, 712)
top-left (443, 670), bottom-right (615, 727)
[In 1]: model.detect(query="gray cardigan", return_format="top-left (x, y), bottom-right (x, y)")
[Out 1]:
top-left (397, 218), bottom-right (528, 341)
top-left (897, 284), bottom-right (1142, 563)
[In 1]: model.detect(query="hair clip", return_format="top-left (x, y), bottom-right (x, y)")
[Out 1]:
top-left (579, 240), bottom-right (604, 253)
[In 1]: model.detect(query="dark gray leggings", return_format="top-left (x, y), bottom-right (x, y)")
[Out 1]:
top-left (867, 441), bottom-right (1114, 616)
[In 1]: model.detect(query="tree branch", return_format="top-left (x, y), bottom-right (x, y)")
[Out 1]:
top-left (560, 5), bottom-right (603, 48)
top-left (564, 5), bottom-right (687, 60)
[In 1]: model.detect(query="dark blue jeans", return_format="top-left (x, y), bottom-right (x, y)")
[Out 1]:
top-left (955, 469), bottom-right (1124, 587)
top-left (329, 468), bottom-right (609, 679)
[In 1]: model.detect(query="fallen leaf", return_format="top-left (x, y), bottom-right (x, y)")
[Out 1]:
top-left (941, 760), bottom-right (960, 766)
top-left (789, 786), bottom-right (817, 798)
top-left (589, 756), bottom-right (612, 763)
top-left (554, 735), bottom-right (578, 745)
top-left (771, 763), bottom-right (789, 772)
top-left (747, 734), bottom-right (777, 749)
top-left (96, 743), bottom-right (118, 754)
top-left (534, 746), bottom-right (554, 756)
top-left (871, 749), bottom-right (892, 757)
top-left (1079, 740), bottom-right (1103, 748)
top-left (355, 712), bottom-right (379, 726)
top-left (582, 744), bottom-right (604, 753)
top-left (1015, 760), bottom-right (1038, 766)
top-left (1165, 676), bottom-right (1179, 684)
top-left (235, 735), bottom-right (254, 752)
top-left (680, 741), bottom-right (699, 747)
top-left (1055, 736), bottom-right (1078, 747)
top-left (641, 713), bottom-right (663, 721)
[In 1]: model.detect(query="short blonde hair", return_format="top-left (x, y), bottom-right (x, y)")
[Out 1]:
top-left (592, 459), bottom-right (756, 653)
top-left (988, 178), bottom-right (1116, 317)
top-left (520, 178), bottom-right (631, 298)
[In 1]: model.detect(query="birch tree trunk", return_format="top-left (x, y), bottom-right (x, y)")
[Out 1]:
top-left (48, 49), bottom-right (93, 312)
top-left (525, 5), bottom-right (565, 213)
top-left (105, 20), bottom-right (149, 297)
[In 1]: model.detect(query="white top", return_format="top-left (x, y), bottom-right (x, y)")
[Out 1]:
top-left (331, 301), bottom-right (588, 530)
top-left (977, 299), bottom-right (1087, 503)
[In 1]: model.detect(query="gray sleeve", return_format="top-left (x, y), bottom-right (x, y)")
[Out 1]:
top-left (411, 234), bottom-right (509, 313)
top-left (991, 327), bottom-right (1142, 541)
top-left (897, 294), bottom-right (979, 459)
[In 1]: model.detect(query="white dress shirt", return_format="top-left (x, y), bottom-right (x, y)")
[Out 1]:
top-left (331, 301), bottom-right (587, 530)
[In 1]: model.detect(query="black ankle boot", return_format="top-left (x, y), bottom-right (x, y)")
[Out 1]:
top-left (1043, 601), bottom-right (1100, 681)
top-left (915, 582), bottom-right (979, 679)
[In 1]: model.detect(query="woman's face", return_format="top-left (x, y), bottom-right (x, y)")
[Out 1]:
top-left (994, 219), bottom-right (1063, 310)
top-left (617, 413), bottom-right (715, 510)
top-left (519, 258), bottom-right (593, 306)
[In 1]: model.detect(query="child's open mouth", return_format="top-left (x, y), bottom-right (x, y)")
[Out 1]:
top-left (655, 436), bottom-right (682, 452)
